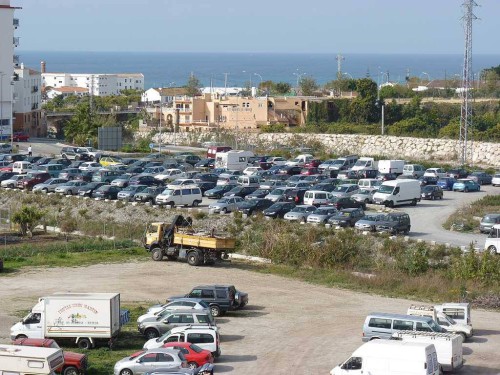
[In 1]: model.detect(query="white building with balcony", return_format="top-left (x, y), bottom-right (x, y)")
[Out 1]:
top-left (13, 63), bottom-right (43, 137)
top-left (0, 0), bottom-right (21, 140)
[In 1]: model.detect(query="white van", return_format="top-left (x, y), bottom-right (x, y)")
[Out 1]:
top-left (331, 340), bottom-right (439, 375)
top-left (214, 150), bottom-right (254, 171)
top-left (434, 303), bottom-right (472, 327)
top-left (303, 190), bottom-right (335, 206)
top-left (391, 331), bottom-right (463, 373)
top-left (285, 154), bottom-right (314, 167)
top-left (403, 164), bottom-right (425, 178)
top-left (352, 157), bottom-right (377, 172)
top-left (372, 179), bottom-right (421, 207)
top-left (237, 175), bottom-right (260, 187)
top-left (485, 224), bottom-right (500, 254)
top-left (155, 185), bottom-right (202, 207)
top-left (378, 160), bottom-right (405, 175)
top-left (357, 178), bottom-right (381, 191)
top-left (12, 161), bottom-right (33, 174)
top-left (0, 344), bottom-right (64, 375)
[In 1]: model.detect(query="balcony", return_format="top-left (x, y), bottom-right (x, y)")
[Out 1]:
top-left (13, 37), bottom-right (19, 47)
top-left (13, 55), bottom-right (19, 67)
top-left (31, 86), bottom-right (39, 93)
top-left (13, 18), bottom-right (19, 28)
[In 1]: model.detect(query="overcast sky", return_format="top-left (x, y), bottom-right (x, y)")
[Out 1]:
top-left (14, 0), bottom-right (500, 54)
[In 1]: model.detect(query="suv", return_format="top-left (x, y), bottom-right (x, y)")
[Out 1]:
top-left (61, 147), bottom-right (80, 160)
top-left (138, 309), bottom-right (216, 339)
top-left (170, 285), bottom-right (248, 317)
top-left (18, 172), bottom-right (51, 190)
top-left (375, 212), bottom-right (411, 234)
top-left (480, 214), bottom-right (500, 234)
top-left (13, 337), bottom-right (88, 375)
top-left (327, 207), bottom-right (365, 227)
top-left (420, 185), bottom-right (443, 200)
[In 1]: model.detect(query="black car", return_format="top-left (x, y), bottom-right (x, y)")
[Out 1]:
top-left (0, 171), bottom-right (15, 182)
top-left (329, 196), bottom-right (366, 210)
top-left (77, 182), bottom-right (106, 197)
top-left (420, 185), bottom-right (444, 200)
top-left (314, 183), bottom-right (338, 192)
top-left (419, 176), bottom-right (439, 186)
top-left (236, 198), bottom-right (274, 215)
top-left (129, 174), bottom-right (163, 186)
top-left (378, 172), bottom-right (398, 181)
top-left (375, 212), bottom-right (411, 234)
top-left (33, 157), bottom-right (53, 166)
top-left (223, 186), bottom-right (257, 198)
top-left (196, 180), bottom-right (216, 194)
top-left (194, 173), bottom-right (219, 183)
top-left (52, 158), bottom-right (72, 168)
top-left (134, 186), bottom-right (165, 204)
top-left (284, 188), bottom-right (308, 204)
top-left (279, 165), bottom-right (303, 176)
top-left (91, 184), bottom-right (121, 199)
top-left (125, 166), bottom-right (145, 175)
top-left (263, 201), bottom-right (296, 218)
top-left (205, 184), bottom-right (238, 199)
top-left (447, 168), bottom-right (468, 179)
top-left (245, 188), bottom-right (271, 200)
top-left (25, 156), bottom-right (43, 164)
top-left (327, 207), bottom-right (365, 227)
top-left (194, 158), bottom-right (215, 169)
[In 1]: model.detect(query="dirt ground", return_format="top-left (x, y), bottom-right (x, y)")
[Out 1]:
top-left (1, 260), bottom-right (499, 375)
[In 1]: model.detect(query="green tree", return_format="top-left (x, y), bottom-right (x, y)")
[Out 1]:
top-left (275, 82), bottom-right (292, 95)
top-left (355, 78), bottom-right (377, 99)
top-left (12, 206), bottom-right (45, 237)
top-left (259, 80), bottom-right (276, 95)
top-left (64, 100), bottom-right (113, 145)
top-left (185, 74), bottom-right (202, 97)
top-left (299, 77), bottom-right (319, 96)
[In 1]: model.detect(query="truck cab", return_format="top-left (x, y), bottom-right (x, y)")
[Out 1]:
top-left (11, 301), bottom-right (45, 340)
top-left (485, 224), bottom-right (500, 254)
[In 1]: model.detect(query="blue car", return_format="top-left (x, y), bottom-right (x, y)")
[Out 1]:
top-left (437, 177), bottom-right (456, 191)
top-left (452, 179), bottom-right (480, 192)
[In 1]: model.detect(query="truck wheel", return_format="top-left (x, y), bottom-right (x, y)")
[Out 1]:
top-left (151, 248), bottom-right (163, 261)
top-left (120, 369), bottom-right (133, 375)
top-left (63, 366), bottom-right (79, 375)
top-left (488, 245), bottom-right (497, 254)
top-left (187, 251), bottom-right (201, 266)
top-left (411, 199), bottom-right (417, 206)
top-left (210, 305), bottom-right (221, 317)
top-left (144, 328), bottom-right (159, 340)
top-left (385, 201), bottom-right (394, 208)
top-left (77, 338), bottom-right (92, 350)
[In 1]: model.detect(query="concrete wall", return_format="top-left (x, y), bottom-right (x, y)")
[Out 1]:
top-left (153, 132), bottom-right (500, 167)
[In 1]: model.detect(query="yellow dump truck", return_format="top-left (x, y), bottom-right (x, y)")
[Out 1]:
top-left (143, 215), bottom-right (235, 266)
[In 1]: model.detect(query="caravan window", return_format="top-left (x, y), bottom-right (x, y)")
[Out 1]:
top-left (441, 308), bottom-right (465, 320)
top-left (239, 157), bottom-right (246, 162)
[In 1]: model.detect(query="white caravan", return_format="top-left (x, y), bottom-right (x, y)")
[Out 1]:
top-left (214, 150), bottom-right (254, 171)
top-left (0, 344), bottom-right (64, 375)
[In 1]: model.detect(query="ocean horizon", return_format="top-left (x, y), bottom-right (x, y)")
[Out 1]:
top-left (17, 50), bottom-right (500, 90)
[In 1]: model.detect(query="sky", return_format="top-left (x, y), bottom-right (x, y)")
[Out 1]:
top-left (13, 0), bottom-right (500, 54)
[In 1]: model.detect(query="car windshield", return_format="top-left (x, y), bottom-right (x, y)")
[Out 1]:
top-left (377, 185), bottom-right (394, 194)
top-left (218, 198), bottom-right (231, 203)
top-left (364, 215), bottom-right (384, 221)
top-left (291, 206), bottom-right (308, 213)
top-left (340, 212), bottom-right (352, 217)
top-left (161, 189), bottom-right (174, 195)
top-left (483, 216), bottom-right (498, 223)
top-left (156, 330), bottom-right (172, 342)
top-left (270, 188), bottom-right (285, 195)
top-left (428, 319), bottom-right (443, 332)
top-left (358, 189), bottom-right (371, 194)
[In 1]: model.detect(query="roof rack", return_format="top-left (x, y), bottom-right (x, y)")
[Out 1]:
top-left (408, 305), bottom-right (435, 311)
top-left (393, 330), bottom-right (456, 339)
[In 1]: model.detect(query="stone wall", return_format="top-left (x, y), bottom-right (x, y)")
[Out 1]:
top-left (154, 132), bottom-right (500, 167)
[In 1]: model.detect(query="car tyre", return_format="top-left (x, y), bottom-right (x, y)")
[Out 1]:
top-left (15, 334), bottom-right (27, 340)
top-left (221, 207), bottom-right (227, 214)
top-left (63, 366), bottom-right (79, 375)
top-left (385, 201), bottom-right (394, 208)
top-left (464, 187), bottom-right (469, 192)
top-left (187, 250), bottom-right (202, 266)
top-left (151, 248), bottom-right (163, 261)
top-left (488, 245), bottom-right (497, 255)
top-left (144, 328), bottom-right (159, 339)
top-left (120, 369), bottom-right (133, 375)
top-left (210, 304), bottom-right (221, 317)
top-left (77, 338), bottom-right (92, 350)
top-left (42, 188), bottom-right (48, 193)
top-left (192, 200), bottom-right (200, 207)
top-left (188, 362), bottom-right (198, 370)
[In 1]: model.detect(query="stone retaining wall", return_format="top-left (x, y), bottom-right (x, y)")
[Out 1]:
top-left (154, 132), bottom-right (500, 166)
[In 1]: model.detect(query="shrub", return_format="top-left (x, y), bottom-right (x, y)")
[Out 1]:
top-left (12, 206), bottom-right (45, 237)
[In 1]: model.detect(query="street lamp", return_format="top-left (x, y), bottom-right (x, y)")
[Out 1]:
top-left (254, 73), bottom-right (263, 95)
top-left (420, 72), bottom-right (431, 84)
top-left (377, 71), bottom-right (388, 136)
top-left (157, 104), bottom-right (163, 154)
top-left (293, 71), bottom-right (306, 93)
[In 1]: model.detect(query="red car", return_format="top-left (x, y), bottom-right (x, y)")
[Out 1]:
top-left (300, 167), bottom-right (319, 176)
top-left (13, 338), bottom-right (87, 375)
top-left (304, 159), bottom-right (322, 168)
top-left (13, 133), bottom-right (30, 142)
top-left (162, 342), bottom-right (214, 369)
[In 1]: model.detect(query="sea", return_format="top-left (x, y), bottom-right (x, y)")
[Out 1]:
top-left (18, 51), bottom-right (500, 89)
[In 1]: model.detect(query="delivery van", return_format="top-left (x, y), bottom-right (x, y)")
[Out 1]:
top-left (330, 340), bottom-right (440, 375)
top-left (434, 303), bottom-right (472, 327)
top-left (12, 161), bottom-right (33, 174)
top-left (0, 344), bottom-right (64, 375)
top-left (362, 313), bottom-right (444, 341)
top-left (378, 160), bottom-right (405, 175)
top-left (155, 185), bottom-right (203, 207)
top-left (372, 179), bottom-right (421, 207)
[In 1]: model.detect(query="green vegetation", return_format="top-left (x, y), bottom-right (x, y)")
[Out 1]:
top-left (12, 206), bottom-right (45, 237)
top-left (443, 194), bottom-right (500, 232)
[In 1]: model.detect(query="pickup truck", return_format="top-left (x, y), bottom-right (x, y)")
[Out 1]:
top-left (169, 285), bottom-right (248, 317)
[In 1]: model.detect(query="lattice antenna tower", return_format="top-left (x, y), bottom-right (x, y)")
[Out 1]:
top-left (459, 0), bottom-right (478, 166)
top-left (336, 53), bottom-right (345, 80)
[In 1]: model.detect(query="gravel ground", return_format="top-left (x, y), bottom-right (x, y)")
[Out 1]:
top-left (0, 260), bottom-right (499, 374)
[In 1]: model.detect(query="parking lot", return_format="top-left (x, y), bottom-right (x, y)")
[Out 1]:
top-left (0, 260), bottom-right (500, 374)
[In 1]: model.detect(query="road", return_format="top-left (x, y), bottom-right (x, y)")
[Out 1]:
top-left (0, 261), bottom-right (499, 374)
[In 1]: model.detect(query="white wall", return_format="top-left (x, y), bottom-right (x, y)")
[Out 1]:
top-left (0, 0), bottom-right (15, 134)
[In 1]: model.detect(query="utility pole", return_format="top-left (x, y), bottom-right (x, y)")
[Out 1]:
top-left (223, 73), bottom-right (229, 96)
top-left (336, 53), bottom-right (345, 80)
top-left (459, 0), bottom-right (478, 166)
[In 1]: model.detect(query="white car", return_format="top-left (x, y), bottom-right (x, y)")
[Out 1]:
top-left (138, 299), bottom-right (210, 324)
top-left (492, 173), bottom-right (500, 187)
top-left (155, 168), bottom-right (185, 182)
top-left (79, 162), bottom-right (102, 171)
top-left (242, 166), bottom-right (263, 176)
top-left (268, 157), bottom-right (287, 166)
top-left (424, 168), bottom-right (447, 178)
top-left (1, 175), bottom-right (24, 188)
top-left (167, 179), bottom-right (196, 189)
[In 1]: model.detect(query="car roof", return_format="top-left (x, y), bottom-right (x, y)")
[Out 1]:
top-left (367, 312), bottom-right (431, 321)
top-left (192, 284), bottom-right (233, 289)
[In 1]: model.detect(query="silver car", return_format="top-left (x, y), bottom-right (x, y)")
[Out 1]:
top-left (331, 184), bottom-right (359, 198)
top-left (208, 196), bottom-right (244, 213)
top-left (355, 213), bottom-right (387, 232)
top-left (117, 185), bottom-right (148, 202)
top-left (54, 180), bottom-right (87, 195)
top-left (351, 189), bottom-right (377, 204)
top-left (306, 206), bottom-right (338, 224)
top-left (32, 178), bottom-right (68, 193)
top-left (283, 205), bottom-right (317, 222)
top-left (113, 348), bottom-right (187, 375)
top-left (265, 187), bottom-right (293, 202)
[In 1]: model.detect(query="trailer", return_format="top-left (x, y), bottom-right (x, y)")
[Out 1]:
top-left (0, 345), bottom-right (64, 375)
top-left (144, 215), bottom-right (235, 266)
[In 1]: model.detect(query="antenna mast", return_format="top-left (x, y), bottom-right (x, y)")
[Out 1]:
top-left (459, 0), bottom-right (478, 166)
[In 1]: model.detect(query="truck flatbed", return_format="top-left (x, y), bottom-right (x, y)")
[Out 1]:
top-left (173, 232), bottom-right (235, 250)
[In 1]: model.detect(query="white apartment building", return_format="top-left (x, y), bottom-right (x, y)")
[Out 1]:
top-left (0, 0), bottom-right (20, 140)
top-left (13, 63), bottom-right (43, 136)
top-left (42, 71), bottom-right (144, 96)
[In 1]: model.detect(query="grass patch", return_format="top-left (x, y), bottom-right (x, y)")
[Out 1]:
top-left (443, 194), bottom-right (500, 232)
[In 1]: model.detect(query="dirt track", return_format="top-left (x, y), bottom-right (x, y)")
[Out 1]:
top-left (1, 260), bottom-right (499, 374)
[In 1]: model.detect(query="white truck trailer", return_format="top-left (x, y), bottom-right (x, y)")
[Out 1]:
top-left (214, 150), bottom-right (254, 171)
top-left (10, 293), bottom-right (129, 349)
top-left (0, 344), bottom-right (64, 375)
top-left (378, 159), bottom-right (405, 175)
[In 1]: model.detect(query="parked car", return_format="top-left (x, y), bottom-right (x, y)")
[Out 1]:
top-left (329, 196), bottom-right (366, 210)
top-left (327, 208), bottom-right (365, 227)
top-left (283, 205), bottom-right (317, 222)
top-left (330, 184), bottom-right (359, 198)
top-left (0, 171), bottom-right (15, 183)
top-left (161, 342), bottom-right (214, 370)
top-left (99, 155), bottom-right (123, 167)
top-left (437, 177), bottom-right (457, 191)
top-left (77, 182), bottom-right (106, 197)
top-left (60, 146), bottom-right (80, 160)
top-left (245, 188), bottom-right (271, 200)
top-left (194, 158), bottom-right (215, 169)
top-left (300, 167), bottom-right (320, 176)
top-left (111, 175), bottom-right (131, 188)
top-left (492, 173), bottom-right (500, 187)
top-left (1, 174), bottom-right (24, 188)
top-left (313, 182), bottom-right (338, 192)
top-left (113, 348), bottom-right (187, 375)
top-left (167, 179), bottom-right (197, 189)
top-left (242, 166), bottom-right (263, 176)
top-left (263, 201), bottom-right (296, 218)
top-left (351, 189), bottom-right (377, 204)
top-left (12, 133), bottom-right (30, 142)
top-left (78, 162), bottom-right (102, 171)
top-left (12, 337), bottom-right (88, 375)
top-left (208, 196), bottom-right (244, 213)
top-left (375, 212), bottom-right (412, 234)
top-left (169, 285), bottom-right (248, 317)
top-left (424, 168), bottom-right (447, 178)
top-left (32, 178), bottom-right (68, 193)
top-left (129, 174), bottom-right (163, 187)
top-left (193, 173), bottom-right (219, 183)
top-left (420, 185), bottom-right (444, 200)
top-left (18, 171), bottom-right (51, 190)
top-left (306, 206), bottom-right (338, 224)
top-left (54, 180), bottom-right (88, 195)
top-left (222, 185), bottom-right (257, 198)
top-left (235, 198), bottom-right (274, 215)
top-left (265, 187), bottom-right (294, 202)
top-left (284, 188), bottom-right (308, 204)
top-left (468, 171), bottom-right (492, 185)
top-left (419, 176), bottom-right (439, 186)
top-left (92, 185), bottom-right (121, 199)
top-left (59, 168), bottom-right (82, 181)
top-left (480, 214), bottom-right (500, 234)
top-left (452, 179), bottom-right (481, 192)
top-left (377, 172), bottom-right (398, 181)
top-left (204, 184), bottom-right (237, 199)
top-left (134, 186), bottom-right (165, 204)
top-left (354, 213), bottom-right (388, 232)
top-left (447, 168), bottom-right (468, 179)
top-left (279, 165), bottom-right (303, 176)
top-left (117, 184), bottom-right (148, 201)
